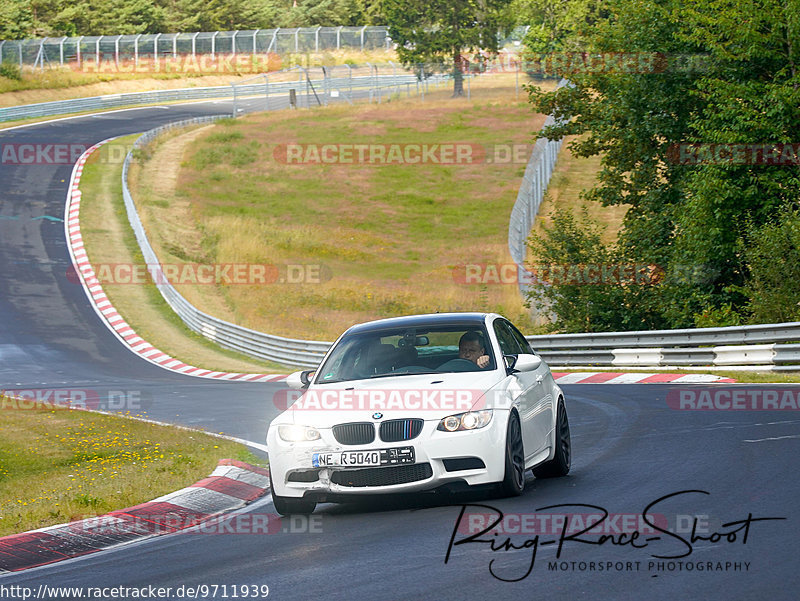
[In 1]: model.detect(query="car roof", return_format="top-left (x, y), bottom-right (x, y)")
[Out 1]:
top-left (345, 312), bottom-right (495, 335)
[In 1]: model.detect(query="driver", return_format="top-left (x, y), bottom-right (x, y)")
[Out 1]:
top-left (458, 331), bottom-right (491, 368)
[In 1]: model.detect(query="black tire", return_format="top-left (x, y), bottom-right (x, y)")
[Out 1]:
top-left (498, 411), bottom-right (526, 497)
top-left (270, 472), bottom-right (316, 516)
top-left (532, 399), bottom-right (571, 479)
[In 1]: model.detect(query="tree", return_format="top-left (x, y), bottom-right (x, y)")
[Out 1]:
top-left (511, 0), bottom-right (602, 54)
top-left (527, 0), bottom-right (800, 330)
top-left (383, 0), bottom-right (513, 96)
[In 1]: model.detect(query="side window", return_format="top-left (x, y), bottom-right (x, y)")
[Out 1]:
top-left (507, 322), bottom-right (534, 355)
top-left (493, 320), bottom-right (521, 356)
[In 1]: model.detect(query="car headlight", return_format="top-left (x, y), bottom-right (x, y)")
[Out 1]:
top-left (437, 410), bottom-right (493, 432)
top-left (277, 424), bottom-right (321, 442)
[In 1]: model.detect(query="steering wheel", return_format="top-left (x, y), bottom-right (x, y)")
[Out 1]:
top-left (437, 358), bottom-right (479, 372)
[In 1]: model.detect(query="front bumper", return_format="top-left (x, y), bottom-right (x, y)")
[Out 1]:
top-left (267, 411), bottom-right (511, 499)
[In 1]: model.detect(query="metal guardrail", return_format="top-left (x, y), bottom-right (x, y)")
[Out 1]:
top-left (118, 74), bottom-right (446, 367)
top-left (0, 72), bottom-right (423, 122)
top-left (528, 324), bottom-right (800, 370)
top-left (507, 78), bottom-right (569, 297)
top-left (113, 83), bottom-right (799, 371)
top-left (121, 116), bottom-right (332, 368)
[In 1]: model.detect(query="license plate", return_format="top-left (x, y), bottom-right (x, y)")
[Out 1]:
top-left (312, 447), bottom-right (415, 468)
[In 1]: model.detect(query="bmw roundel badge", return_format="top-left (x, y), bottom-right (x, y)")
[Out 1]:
top-left (372, 412), bottom-right (383, 420)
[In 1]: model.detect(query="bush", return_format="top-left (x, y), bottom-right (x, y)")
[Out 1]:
top-left (740, 207), bottom-right (800, 323)
top-left (0, 61), bottom-right (22, 81)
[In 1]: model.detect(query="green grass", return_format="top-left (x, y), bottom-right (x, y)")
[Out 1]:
top-left (77, 134), bottom-right (297, 373)
top-left (0, 401), bottom-right (264, 536)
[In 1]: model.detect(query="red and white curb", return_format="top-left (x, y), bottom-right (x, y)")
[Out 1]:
top-left (551, 372), bottom-right (736, 384)
top-left (65, 140), bottom-right (286, 383)
top-left (0, 460), bottom-right (271, 573)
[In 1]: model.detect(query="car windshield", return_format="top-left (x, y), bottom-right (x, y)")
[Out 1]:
top-left (314, 324), bottom-right (496, 384)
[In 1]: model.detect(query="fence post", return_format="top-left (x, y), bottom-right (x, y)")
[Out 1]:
top-left (232, 30), bottom-right (238, 55)
top-left (336, 26), bottom-right (342, 50)
top-left (172, 33), bottom-right (177, 57)
top-left (154, 33), bottom-right (161, 61)
top-left (295, 29), bottom-right (299, 53)
top-left (134, 34), bottom-right (141, 66)
top-left (0, 41), bottom-right (4, 65)
top-left (389, 60), bottom-right (398, 93)
top-left (315, 26), bottom-right (321, 52)
top-left (253, 29), bottom-right (259, 54)
top-left (211, 31), bottom-right (218, 59)
top-left (360, 25), bottom-right (367, 50)
top-left (268, 29), bottom-right (278, 53)
top-left (59, 37), bottom-right (65, 65)
top-left (115, 35), bottom-right (121, 65)
top-left (76, 36), bottom-right (83, 68)
top-left (95, 37), bottom-right (100, 66)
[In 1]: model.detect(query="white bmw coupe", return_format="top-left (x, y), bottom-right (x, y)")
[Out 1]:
top-left (266, 312), bottom-right (571, 515)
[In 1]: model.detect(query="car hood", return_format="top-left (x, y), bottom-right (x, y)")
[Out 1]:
top-left (273, 371), bottom-right (505, 428)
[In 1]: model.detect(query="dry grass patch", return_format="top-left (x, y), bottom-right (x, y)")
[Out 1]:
top-left (126, 74), bottom-right (553, 341)
top-left (79, 135), bottom-right (289, 371)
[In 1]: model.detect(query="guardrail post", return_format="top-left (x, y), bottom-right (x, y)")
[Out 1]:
top-left (264, 74), bottom-right (269, 111)
top-left (231, 83), bottom-right (237, 118)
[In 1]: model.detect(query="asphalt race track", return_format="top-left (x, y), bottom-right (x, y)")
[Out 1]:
top-left (1, 98), bottom-right (799, 600)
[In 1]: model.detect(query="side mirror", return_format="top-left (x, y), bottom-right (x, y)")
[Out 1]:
top-left (513, 354), bottom-right (542, 373)
top-left (286, 370), bottom-right (314, 389)
top-left (503, 354), bottom-right (518, 371)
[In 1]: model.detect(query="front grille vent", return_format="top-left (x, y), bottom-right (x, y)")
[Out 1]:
top-left (330, 463), bottom-right (433, 487)
top-left (332, 422), bottom-right (375, 445)
top-left (379, 418), bottom-right (424, 442)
